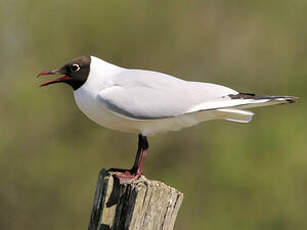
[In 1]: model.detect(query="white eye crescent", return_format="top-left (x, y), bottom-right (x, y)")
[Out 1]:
top-left (72, 64), bottom-right (80, 72)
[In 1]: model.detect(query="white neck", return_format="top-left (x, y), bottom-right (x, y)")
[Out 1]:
top-left (79, 56), bottom-right (124, 92)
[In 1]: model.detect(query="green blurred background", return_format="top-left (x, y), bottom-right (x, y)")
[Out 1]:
top-left (1, 0), bottom-right (306, 229)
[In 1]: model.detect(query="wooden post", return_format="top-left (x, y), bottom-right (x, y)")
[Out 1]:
top-left (88, 169), bottom-right (183, 230)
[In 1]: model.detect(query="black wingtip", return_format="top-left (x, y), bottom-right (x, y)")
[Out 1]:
top-left (229, 93), bottom-right (299, 104)
top-left (285, 96), bottom-right (299, 104)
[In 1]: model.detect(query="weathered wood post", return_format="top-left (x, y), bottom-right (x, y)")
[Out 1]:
top-left (88, 169), bottom-right (183, 230)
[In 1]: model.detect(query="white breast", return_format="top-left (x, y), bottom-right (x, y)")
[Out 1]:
top-left (73, 86), bottom-right (137, 133)
top-left (73, 56), bottom-right (140, 133)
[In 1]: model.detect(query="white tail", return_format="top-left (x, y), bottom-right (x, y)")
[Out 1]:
top-left (216, 108), bottom-right (254, 123)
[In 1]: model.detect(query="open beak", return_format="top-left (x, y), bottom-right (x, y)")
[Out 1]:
top-left (37, 69), bottom-right (70, 87)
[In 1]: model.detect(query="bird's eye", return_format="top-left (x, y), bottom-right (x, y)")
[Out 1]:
top-left (71, 64), bottom-right (80, 72)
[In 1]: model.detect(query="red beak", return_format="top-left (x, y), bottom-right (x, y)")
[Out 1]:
top-left (37, 69), bottom-right (70, 87)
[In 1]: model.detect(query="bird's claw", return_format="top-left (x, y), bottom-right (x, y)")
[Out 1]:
top-left (113, 170), bottom-right (141, 184)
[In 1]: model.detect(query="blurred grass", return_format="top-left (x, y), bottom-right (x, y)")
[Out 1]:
top-left (1, 0), bottom-right (307, 229)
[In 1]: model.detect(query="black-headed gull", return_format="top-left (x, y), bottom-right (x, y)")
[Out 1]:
top-left (37, 56), bottom-right (297, 181)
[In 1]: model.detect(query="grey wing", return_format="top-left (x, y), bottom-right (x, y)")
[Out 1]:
top-left (97, 70), bottom-right (238, 120)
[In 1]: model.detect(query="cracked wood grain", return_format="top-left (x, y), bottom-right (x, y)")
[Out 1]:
top-left (88, 169), bottom-right (183, 230)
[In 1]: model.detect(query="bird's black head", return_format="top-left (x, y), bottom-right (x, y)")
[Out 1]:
top-left (37, 56), bottom-right (91, 90)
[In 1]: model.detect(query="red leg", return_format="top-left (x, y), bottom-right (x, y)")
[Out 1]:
top-left (114, 135), bottom-right (149, 182)
top-left (136, 149), bottom-right (147, 176)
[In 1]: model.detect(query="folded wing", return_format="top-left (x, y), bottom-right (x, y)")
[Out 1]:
top-left (97, 70), bottom-right (297, 122)
top-left (97, 69), bottom-right (238, 120)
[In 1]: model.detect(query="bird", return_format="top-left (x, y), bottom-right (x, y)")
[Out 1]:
top-left (37, 56), bottom-right (297, 181)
